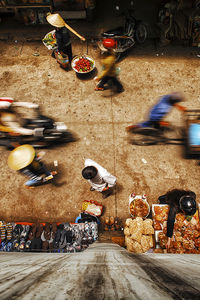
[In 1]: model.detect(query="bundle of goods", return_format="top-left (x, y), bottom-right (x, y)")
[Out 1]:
top-left (0, 221), bottom-right (98, 253)
top-left (129, 194), bottom-right (150, 218)
top-left (124, 217), bottom-right (154, 253)
top-left (82, 200), bottom-right (103, 217)
top-left (152, 204), bottom-right (200, 254)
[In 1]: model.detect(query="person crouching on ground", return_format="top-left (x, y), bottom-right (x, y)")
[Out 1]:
top-left (82, 158), bottom-right (117, 198)
top-left (158, 189), bottom-right (197, 248)
top-left (8, 144), bottom-right (57, 189)
top-left (94, 38), bottom-right (124, 93)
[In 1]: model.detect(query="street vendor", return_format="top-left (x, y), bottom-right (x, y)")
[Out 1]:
top-left (158, 189), bottom-right (197, 248)
top-left (46, 13), bottom-right (85, 68)
top-left (82, 158), bottom-right (117, 198)
top-left (8, 144), bottom-right (57, 188)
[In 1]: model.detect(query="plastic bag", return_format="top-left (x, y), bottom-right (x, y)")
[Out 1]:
top-left (42, 30), bottom-right (57, 50)
top-left (82, 200), bottom-right (103, 217)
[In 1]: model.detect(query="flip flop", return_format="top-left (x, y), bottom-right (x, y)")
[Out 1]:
top-left (13, 224), bottom-right (23, 239)
top-left (0, 222), bottom-right (6, 241)
top-left (6, 223), bottom-right (13, 240)
top-left (35, 223), bottom-right (43, 238)
top-left (44, 223), bottom-right (51, 240)
top-left (25, 240), bottom-right (32, 250)
top-left (6, 241), bottom-right (13, 252)
top-left (51, 223), bottom-right (57, 239)
top-left (19, 238), bottom-right (26, 251)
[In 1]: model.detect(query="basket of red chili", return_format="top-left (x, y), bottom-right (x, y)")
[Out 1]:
top-left (71, 55), bottom-right (95, 74)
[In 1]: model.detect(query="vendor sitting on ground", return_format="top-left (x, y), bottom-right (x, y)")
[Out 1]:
top-left (8, 144), bottom-right (57, 188)
top-left (158, 189), bottom-right (197, 248)
top-left (126, 92), bottom-right (186, 131)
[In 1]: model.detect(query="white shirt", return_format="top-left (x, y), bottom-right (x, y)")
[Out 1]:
top-left (84, 159), bottom-right (116, 192)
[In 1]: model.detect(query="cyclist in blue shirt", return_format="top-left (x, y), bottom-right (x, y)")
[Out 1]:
top-left (126, 92), bottom-right (186, 131)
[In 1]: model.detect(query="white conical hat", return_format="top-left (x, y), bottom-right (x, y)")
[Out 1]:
top-left (8, 144), bottom-right (35, 171)
top-left (46, 13), bottom-right (65, 28)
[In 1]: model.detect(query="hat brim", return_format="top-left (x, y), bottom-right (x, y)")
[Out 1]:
top-left (46, 14), bottom-right (65, 28)
top-left (8, 144), bottom-right (35, 170)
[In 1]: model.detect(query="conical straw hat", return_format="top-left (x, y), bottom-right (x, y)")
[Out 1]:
top-left (46, 13), bottom-right (65, 28)
top-left (8, 144), bottom-right (35, 171)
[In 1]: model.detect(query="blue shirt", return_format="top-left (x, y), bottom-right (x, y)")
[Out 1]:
top-left (149, 94), bottom-right (173, 121)
top-left (139, 94), bottom-right (173, 127)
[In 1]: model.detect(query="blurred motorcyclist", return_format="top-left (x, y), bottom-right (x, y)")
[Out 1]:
top-left (0, 98), bottom-right (34, 136)
top-left (126, 92), bottom-right (186, 131)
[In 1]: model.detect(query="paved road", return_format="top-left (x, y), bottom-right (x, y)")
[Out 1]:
top-left (0, 243), bottom-right (200, 299)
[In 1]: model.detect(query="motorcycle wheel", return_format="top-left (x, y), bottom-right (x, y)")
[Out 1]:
top-left (43, 130), bottom-right (76, 144)
top-left (135, 22), bottom-right (147, 44)
top-left (130, 128), bottom-right (160, 146)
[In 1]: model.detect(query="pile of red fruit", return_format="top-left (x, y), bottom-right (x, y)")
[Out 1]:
top-left (74, 57), bottom-right (94, 73)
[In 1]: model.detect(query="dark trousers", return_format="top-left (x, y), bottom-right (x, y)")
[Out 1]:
top-left (62, 44), bottom-right (73, 63)
top-left (98, 76), bottom-right (123, 92)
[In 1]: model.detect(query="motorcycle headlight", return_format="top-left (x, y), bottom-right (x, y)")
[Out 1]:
top-left (55, 122), bottom-right (67, 131)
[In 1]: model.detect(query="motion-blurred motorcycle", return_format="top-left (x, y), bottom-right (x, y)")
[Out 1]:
top-left (97, 2), bottom-right (147, 60)
top-left (0, 98), bottom-right (75, 149)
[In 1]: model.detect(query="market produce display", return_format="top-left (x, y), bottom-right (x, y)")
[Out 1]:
top-left (153, 204), bottom-right (200, 253)
top-left (129, 194), bottom-right (150, 218)
top-left (71, 55), bottom-right (95, 73)
top-left (124, 217), bottom-right (154, 253)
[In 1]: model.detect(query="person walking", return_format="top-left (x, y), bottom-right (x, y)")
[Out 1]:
top-left (8, 144), bottom-right (57, 189)
top-left (94, 38), bottom-right (124, 93)
top-left (82, 158), bottom-right (117, 198)
top-left (46, 13), bottom-right (85, 68)
top-left (126, 92), bottom-right (186, 131)
top-left (158, 189), bottom-right (197, 248)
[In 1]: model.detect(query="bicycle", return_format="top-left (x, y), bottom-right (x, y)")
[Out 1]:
top-left (127, 122), bottom-right (185, 146)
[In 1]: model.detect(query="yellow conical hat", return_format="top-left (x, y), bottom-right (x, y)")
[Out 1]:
top-left (8, 144), bottom-right (35, 171)
top-left (46, 13), bottom-right (65, 28)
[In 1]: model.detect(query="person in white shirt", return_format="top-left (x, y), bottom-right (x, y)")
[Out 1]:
top-left (82, 159), bottom-right (117, 199)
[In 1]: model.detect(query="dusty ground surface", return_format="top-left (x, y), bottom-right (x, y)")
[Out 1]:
top-left (0, 35), bottom-right (200, 226)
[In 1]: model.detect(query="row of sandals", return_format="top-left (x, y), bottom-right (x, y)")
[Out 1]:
top-left (0, 221), bottom-right (98, 252)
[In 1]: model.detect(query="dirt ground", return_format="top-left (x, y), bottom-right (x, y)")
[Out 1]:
top-left (0, 36), bottom-right (200, 225)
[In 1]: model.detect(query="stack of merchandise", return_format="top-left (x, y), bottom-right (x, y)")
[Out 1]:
top-left (153, 204), bottom-right (200, 253)
top-left (124, 217), bottom-right (154, 253)
top-left (0, 221), bottom-right (98, 253)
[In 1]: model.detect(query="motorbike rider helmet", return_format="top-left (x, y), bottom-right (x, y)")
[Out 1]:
top-left (169, 92), bottom-right (184, 104)
top-left (103, 38), bottom-right (117, 49)
top-left (82, 166), bottom-right (97, 180)
top-left (179, 195), bottom-right (197, 216)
